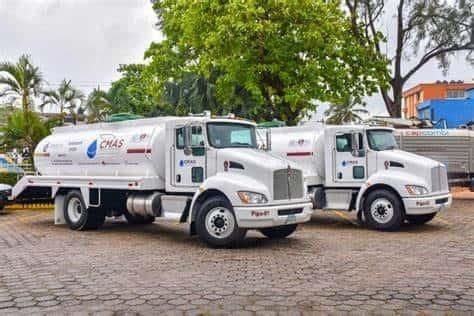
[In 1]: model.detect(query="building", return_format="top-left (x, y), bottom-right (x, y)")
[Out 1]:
top-left (403, 80), bottom-right (474, 119)
top-left (417, 87), bottom-right (474, 128)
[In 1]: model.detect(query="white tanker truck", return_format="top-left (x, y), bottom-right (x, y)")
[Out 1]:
top-left (11, 115), bottom-right (312, 247)
top-left (261, 124), bottom-right (452, 230)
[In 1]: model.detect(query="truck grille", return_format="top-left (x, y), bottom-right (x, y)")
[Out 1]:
top-left (273, 168), bottom-right (304, 200)
top-left (431, 165), bottom-right (448, 193)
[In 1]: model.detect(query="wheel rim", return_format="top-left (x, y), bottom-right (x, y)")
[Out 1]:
top-left (67, 197), bottom-right (83, 223)
top-left (370, 198), bottom-right (394, 224)
top-left (205, 206), bottom-right (235, 239)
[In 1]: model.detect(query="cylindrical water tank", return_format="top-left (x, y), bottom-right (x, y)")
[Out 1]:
top-left (33, 119), bottom-right (167, 180)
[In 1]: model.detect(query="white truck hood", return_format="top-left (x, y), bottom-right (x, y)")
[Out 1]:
top-left (217, 148), bottom-right (298, 171)
top-left (377, 149), bottom-right (440, 170)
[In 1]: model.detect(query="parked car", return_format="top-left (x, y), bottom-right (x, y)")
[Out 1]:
top-left (0, 183), bottom-right (12, 211)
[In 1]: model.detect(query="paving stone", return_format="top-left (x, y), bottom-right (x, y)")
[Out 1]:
top-left (0, 200), bottom-right (473, 314)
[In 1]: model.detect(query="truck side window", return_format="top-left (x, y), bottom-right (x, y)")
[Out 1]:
top-left (191, 126), bottom-right (205, 156)
top-left (191, 126), bottom-right (204, 147)
top-left (176, 128), bottom-right (185, 149)
top-left (336, 134), bottom-right (352, 152)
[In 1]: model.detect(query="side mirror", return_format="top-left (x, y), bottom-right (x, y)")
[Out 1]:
top-left (265, 129), bottom-right (272, 151)
top-left (184, 126), bottom-right (192, 156)
top-left (351, 133), bottom-right (365, 157)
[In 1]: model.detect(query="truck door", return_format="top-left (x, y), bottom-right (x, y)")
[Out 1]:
top-left (173, 125), bottom-right (206, 188)
top-left (333, 132), bottom-right (367, 183)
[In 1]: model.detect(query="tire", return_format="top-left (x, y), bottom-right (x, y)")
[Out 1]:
top-left (123, 210), bottom-right (155, 225)
top-left (259, 224), bottom-right (298, 239)
top-left (357, 210), bottom-right (366, 227)
top-left (0, 203), bottom-right (4, 211)
top-left (63, 190), bottom-right (105, 231)
top-left (363, 189), bottom-right (404, 231)
top-left (406, 213), bottom-right (437, 225)
top-left (195, 196), bottom-right (246, 247)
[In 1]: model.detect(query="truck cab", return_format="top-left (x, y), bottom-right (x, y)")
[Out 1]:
top-left (266, 124), bottom-right (452, 230)
top-left (12, 115), bottom-right (313, 247)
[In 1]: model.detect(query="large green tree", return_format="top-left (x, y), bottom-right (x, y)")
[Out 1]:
top-left (346, 0), bottom-right (474, 117)
top-left (0, 55), bottom-right (43, 114)
top-left (145, 0), bottom-right (388, 125)
top-left (108, 64), bottom-right (156, 115)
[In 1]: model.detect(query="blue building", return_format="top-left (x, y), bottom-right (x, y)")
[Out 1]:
top-left (417, 88), bottom-right (474, 128)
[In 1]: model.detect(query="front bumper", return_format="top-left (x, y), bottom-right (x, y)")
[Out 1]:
top-left (233, 201), bottom-right (313, 228)
top-left (403, 193), bottom-right (452, 215)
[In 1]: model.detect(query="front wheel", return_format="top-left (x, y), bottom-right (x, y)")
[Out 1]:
top-left (363, 189), bottom-right (404, 231)
top-left (259, 224), bottom-right (298, 239)
top-left (195, 196), bottom-right (246, 247)
top-left (406, 213), bottom-right (437, 225)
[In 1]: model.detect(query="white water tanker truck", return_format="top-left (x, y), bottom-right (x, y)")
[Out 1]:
top-left (261, 124), bottom-right (452, 230)
top-left (11, 115), bottom-right (312, 247)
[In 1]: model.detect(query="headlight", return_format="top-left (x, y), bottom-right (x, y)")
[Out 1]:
top-left (405, 185), bottom-right (428, 195)
top-left (237, 191), bottom-right (268, 204)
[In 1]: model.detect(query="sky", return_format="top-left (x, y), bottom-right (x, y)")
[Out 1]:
top-left (0, 0), bottom-right (472, 117)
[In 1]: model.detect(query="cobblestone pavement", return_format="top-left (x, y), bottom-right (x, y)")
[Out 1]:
top-left (0, 200), bottom-right (473, 315)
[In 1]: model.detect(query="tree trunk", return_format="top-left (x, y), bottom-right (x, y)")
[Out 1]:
top-left (389, 79), bottom-right (403, 118)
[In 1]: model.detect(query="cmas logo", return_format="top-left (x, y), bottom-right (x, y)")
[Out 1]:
top-left (87, 140), bottom-right (98, 159)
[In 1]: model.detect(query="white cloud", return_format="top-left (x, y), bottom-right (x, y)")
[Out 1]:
top-left (0, 0), bottom-right (162, 93)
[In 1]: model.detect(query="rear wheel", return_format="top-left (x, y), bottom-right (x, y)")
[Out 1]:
top-left (364, 189), bottom-right (404, 231)
top-left (406, 213), bottom-right (437, 225)
top-left (195, 196), bottom-right (246, 247)
top-left (63, 190), bottom-right (105, 230)
top-left (259, 224), bottom-right (298, 239)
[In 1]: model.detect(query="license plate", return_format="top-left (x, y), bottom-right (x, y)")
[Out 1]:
top-left (286, 214), bottom-right (297, 224)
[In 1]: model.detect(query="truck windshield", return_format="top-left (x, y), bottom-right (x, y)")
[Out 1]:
top-left (367, 130), bottom-right (398, 151)
top-left (207, 123), bottom-right (257, 148)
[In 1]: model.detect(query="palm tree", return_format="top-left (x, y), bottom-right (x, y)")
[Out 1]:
top-left (324, 97), bottom-right (367, 125)
top-left (82, 88), bottom-right (112, 123)
top-left (41, 79), bottom-right (85, 115)
top-left (0, 110), bottom-right (49, 161)
top-left (0, 55), bottom-right (43, 113)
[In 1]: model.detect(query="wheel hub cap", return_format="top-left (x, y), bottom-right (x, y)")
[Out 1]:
top-left (370, 198), bottom-right (394, 224)
top-left (205, 207), bottom-right (235, 239)
top-left (67, 197), bottom-right (83, 223)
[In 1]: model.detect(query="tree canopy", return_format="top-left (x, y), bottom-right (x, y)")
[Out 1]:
top-left (144, 0), bottom-right (388, 125)
top-left (346, 0), bottom-right (474, 117)
top-left (41, 79), bottom-right (85, 115)
top-left (0, 55), bottom-right (43, 113)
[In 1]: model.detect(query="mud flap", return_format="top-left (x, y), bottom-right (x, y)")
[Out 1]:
top-left (54, 195), bottom-right (66, 225)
